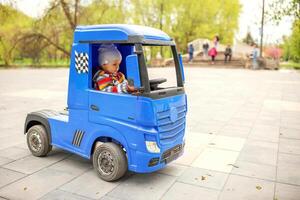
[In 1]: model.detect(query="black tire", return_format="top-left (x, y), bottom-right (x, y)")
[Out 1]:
top-left (26, 125), bottom-right (52, 157)
top-left (93, 142), bottom-right (127, 181)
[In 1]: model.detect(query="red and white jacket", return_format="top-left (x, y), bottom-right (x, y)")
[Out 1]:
top-left (93, 69), bottom-right (129, 93)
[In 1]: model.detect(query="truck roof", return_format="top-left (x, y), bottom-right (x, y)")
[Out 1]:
top-left (74, 24), bottom-right (174, 45)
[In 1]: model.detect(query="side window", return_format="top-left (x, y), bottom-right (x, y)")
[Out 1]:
top-left (91, 43), bottom-right (135, 91)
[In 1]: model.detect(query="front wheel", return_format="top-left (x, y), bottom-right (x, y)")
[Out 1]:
top-left (26, 125), bottom-right (52, 157)
top-left (93, 142), bottom-right (127, 181)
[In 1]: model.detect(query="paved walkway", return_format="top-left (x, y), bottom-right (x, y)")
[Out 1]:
top-left (0, 68), bottom-right (300, 200)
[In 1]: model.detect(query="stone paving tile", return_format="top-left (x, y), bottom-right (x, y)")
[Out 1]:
top-left (0, 155), bottom-right (91, 200)
top-left (185, 132), bottom-right (215, 148)
top-left (161, 182), bottom-right (219, 200)
top-left (60, 169), bottom-right (120, 199)
top-left (255, 116), bottom-right (281, 127)
top-left (280, 127), bottom-right (300, 140)
top-left (48, 155), bottom-right (92, 173)
top-left (0, 168), bottom-right (77, 200)
top-left (238, 140), bottom-right (278, 166)
top-left (232, 111), bottom-right (258, 121)
top-left (16, 142), bottom-right (29, 150)
top-left (278, 153), bottom-right (300, 166)
top-left (245, 139), bottom-right (278, 149)
top-left (157, 163), bottom-right (188, 177)
top-left (0, 156), bottom-right (13, 166)
top-left (40, 189), bottom-right (91, 200)
top-left (274, 183), bottom-right (300, 200)
top-left (100, 196), bottom-right (122, 200)
top-left (107, 173), bottom-right (176, 200)
top-left (231, 160), bottom-right (276, 181)
top-left (277, 162), bottom-right (300, 185)
top-left (192, 120), bottom-right (225, 134)
top-left (3, 150), bottom-right (69, 174)
top-left (248, 124), bottom-right (280, 143)
top-left (191, 148), bottom-right (239, 173)
top-left (218, 124), bottom-right (251, 138)
top-left (174, 147), bottom-right (205, 166)
top-left (0, 146), bottom-right (31, 160)
top-left (209, 135), bottom-right (246, 151)
top-left (279, 138), bottom-right (300, 155)
top-left (0, 167), bottom-right (26, 188)
top-left (281, 116), bottom-right (300, 130)
top-left (178, 167), bottom-right (229, 190)
top-left (219, 175), bottom-right (275, 200)
top-left (227, 117), bottom-right (255, 127)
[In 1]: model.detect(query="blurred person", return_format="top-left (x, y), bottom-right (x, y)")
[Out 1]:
top-left (250, 44), bottom-right (259, 69)
top-left (188, 43), bottom-right (194, 62)
top-left (202, 40), bottom-right (209, 59)
top-left (224, 45), bottom-right (232, 63)
top-left (208, 36), bottom-right (219, 64)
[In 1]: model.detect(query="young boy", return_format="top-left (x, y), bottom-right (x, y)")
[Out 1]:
top-left (93, 44), bottom-right (135, 93)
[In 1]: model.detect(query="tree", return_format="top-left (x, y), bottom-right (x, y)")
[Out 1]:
top-left (170, 0), bottom-right (240, 52)
top-left (289, 20), bottom-right (300, 61)
top-left (269, 0), bottom-right (300, 23)
top-left (243, 31), bottom-right (255, 45)
top-left (24, 0), bottom-right (82, 58)
top-left (268, 0), bottom-right (300, 62)
top-left (0, 4), bottom-right (33, 65)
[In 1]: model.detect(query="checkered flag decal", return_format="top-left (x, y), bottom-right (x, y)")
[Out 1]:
top-left (75, 51), bottom-right (89, 74)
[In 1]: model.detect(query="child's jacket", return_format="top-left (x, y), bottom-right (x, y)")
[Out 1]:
top-left (93, 69), bottom-right (129, 93)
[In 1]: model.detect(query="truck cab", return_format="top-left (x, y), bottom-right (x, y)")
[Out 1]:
top-left (24, 24), bottom-right (187, 181)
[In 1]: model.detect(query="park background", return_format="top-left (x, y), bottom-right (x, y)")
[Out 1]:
top-left (0, 0), bottom-right (299, 68)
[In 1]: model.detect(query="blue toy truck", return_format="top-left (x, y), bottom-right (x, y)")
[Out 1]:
top-left (24, 24), bottom-right (187, 181)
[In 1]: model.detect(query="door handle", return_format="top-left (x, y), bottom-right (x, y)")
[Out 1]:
top-left (90, 104), bottom-right (99, 111)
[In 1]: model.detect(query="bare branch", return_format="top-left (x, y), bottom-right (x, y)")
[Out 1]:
top-left (21, 33), bottom-right (70, 57)
top-left (60, 0), bottom-right (76, 30)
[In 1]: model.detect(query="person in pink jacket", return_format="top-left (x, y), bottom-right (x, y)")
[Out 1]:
top-left (208, 46), bottom-right (218, 64)
top-left (208, 35), bottom-right (219, 64)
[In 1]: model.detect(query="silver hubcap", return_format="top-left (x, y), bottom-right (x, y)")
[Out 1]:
top-left (29, 131), bottom-right (42, 152)
top-left (98, 150), bottom-right (114, 175)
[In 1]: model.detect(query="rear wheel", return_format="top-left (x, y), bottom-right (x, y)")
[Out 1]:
top-left (26, 125), bottom-right (52, 157)
top-left (93, 142), bottom-right (127, 181)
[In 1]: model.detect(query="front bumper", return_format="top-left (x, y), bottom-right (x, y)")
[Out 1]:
top-left (128, 143), bottom-right (184, 173)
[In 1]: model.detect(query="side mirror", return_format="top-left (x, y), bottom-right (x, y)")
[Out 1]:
top-left (178, 54), bottom-right (185, 83)
top-left (126, 54), bottom-right (141, 88)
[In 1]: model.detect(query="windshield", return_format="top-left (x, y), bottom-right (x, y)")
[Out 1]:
top-left (142, 45), bottom-right (178, 91)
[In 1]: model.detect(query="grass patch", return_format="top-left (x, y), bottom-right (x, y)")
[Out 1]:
top-left (280, 62), bottom-right (300, 70)
top-left (0, 59), bottom-right (70, 68)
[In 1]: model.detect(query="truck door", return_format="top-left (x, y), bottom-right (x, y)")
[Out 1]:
top-left (88, 91), bottom-right (138, 127)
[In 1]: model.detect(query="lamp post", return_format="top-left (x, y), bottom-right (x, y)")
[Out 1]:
top-left (260, 0), bottom-right (265, 57)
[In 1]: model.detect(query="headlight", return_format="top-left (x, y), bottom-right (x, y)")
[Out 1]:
top-left (145, 141), bottom-right (160, 153)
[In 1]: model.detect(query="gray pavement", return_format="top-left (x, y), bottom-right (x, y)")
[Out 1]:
top-left (0, 67), bottom-right (300, 200)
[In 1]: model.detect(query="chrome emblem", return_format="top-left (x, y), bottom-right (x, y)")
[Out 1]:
top-left (170, 107), bottom-right (178, 123)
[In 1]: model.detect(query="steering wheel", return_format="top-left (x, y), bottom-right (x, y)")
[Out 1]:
top-left (149, 78), bottom-right (167, 90)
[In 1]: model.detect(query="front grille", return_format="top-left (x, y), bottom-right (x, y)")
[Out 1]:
top-left (156, 105), bottom-right (186, 145)
top-left (161, 144), bottom-right (183, 163)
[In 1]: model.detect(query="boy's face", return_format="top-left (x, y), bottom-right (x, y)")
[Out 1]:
top-left (102, 60), bottom-right (121, 74)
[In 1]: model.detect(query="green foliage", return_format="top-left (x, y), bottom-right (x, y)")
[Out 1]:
top-left (281, 21), bottom-right (300, 62)
top-left (0, 0), bottom-right (241, 66)
top-left (280, 61), bottom-right (300, 69)
top-left (0, 4), bottom-right (33, 65)
top-left (289, 21), bottom-right (300, 61)
top-left (268, 0), bottom-right (300, 23)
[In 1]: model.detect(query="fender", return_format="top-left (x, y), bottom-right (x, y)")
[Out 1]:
top-left (24, 110), bottom-right (60, 143)
top-left (86, 126), bottom-right (130, 162)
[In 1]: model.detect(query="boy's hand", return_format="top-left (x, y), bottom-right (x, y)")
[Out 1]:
top-left (127, 85), bottom-right (135, 92)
